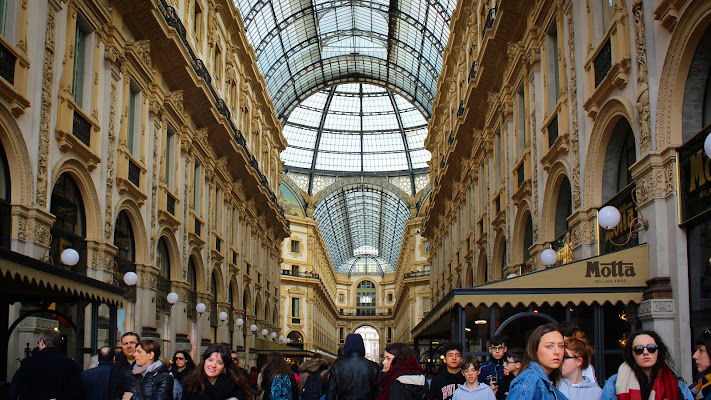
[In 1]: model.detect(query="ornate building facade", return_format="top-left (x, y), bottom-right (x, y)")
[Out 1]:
top-left (422, 0), bottom-right (711, 381)
top-left (0, 0), bottom-right (288, 379)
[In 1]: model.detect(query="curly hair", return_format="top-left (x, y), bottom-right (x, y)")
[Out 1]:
top-left (622, 331), bottom-right (676, 400)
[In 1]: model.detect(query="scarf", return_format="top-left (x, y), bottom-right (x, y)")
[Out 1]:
top-left (692, 372), bottom-right (711, 400)
top-left (376, 357), bottom-right (423, 400)
top-left (615, 362), bottom-right (678, 400)
top-left (132, 360), bottom-right (164, 376)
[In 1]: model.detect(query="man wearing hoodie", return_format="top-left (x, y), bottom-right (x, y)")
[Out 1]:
top-left (452, 356), bottom-right (495, 400)
top-left (327, 333), bottom-right (381, 400)
top-left (430, 342), bottom-right (465, 400)
top-left (479, 336), bottom-right (506, 387)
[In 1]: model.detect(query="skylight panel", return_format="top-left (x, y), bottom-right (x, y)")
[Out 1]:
top-left (281, 147), bottom-right (313, 169)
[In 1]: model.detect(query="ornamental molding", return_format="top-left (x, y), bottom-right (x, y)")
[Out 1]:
top-left (638, 299), bottom-right (675, 320)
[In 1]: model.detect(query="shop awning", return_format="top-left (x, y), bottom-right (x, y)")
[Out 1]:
top-left (412, 244), bottom-right (649, 338)
top-left (0, 248), bottom-right (125, 307)
top-left (253, 338), bottom-right (316, 358)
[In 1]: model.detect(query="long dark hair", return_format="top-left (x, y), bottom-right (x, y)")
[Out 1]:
top-left (384, 343), bottom-right (417, 368)
top-left (183, 344), bottom-right (252, 395)
top-left (696, 329), bottom-right (711, 375)
top-left (521, 323), bottom-right (563, 385)
top-left (172, 351), bottom-right (196, 370)
top-left (622, 330), bottom-right (675, 400)
top-left (261, 351), bottom-right (292, 381)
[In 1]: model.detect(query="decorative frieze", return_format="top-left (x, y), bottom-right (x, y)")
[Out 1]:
top-left (633, 1), bottom-right (652, 155)
top-left (566, 9), bottom-right (581, 208)
top-left (104, 79), bottom-right (118, 240)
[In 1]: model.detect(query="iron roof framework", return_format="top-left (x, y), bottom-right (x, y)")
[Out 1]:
top-left (313, 183), bottom-right (410, 274)
top-left (234, 0), bottom-right (456, 122)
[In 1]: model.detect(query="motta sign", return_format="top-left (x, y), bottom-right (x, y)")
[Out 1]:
top-left (585, 260), bottom-right (636, 278)
top-left (678, 124), bottom-right (711, 225)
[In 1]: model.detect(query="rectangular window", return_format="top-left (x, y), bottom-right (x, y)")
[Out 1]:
top-left (165, 127), bottom-right (176, 190)
top-left (338, 293), bottom-right (344, 302)
top-left (214, 45), bottom-right (222, 85)
top-left (193, 1), bottom-right (203, 42)
top-left (547, 22), bottom-right (560, 111)
top-left (257, 272), bottom-right (261, 284)
top-left (291, 298), bottom-right (300, 318)
top-left (291, 265), bottom-right (299, 275)
top-left (597, 0), bottom-right (613, 42)
top-left (388, 293), bottom-right (393, 302)
top-left (0, 0), bottom-right (8, 37)
top-left (72, 20), bottom-right (89, 109)
top-left (231, 206), bottom-right (237, 245)
top-left (127, 83), bottom-right (141, 157)
top-left (290, 240), bottom-right (299, 253)
top-left (495, 129), bottom-right (502, 184)
top-left (387, 327), bottom-right (392, 342)
top-left (339, 327), bottom-right (345, 342)
top-left (516, 86), bottom-right (526, 159)
top-left (215, 188), bottom-right (222, 232)
top-left (192, 161), bottom-right (202, 212)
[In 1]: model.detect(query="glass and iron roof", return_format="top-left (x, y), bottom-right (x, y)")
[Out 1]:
top-left (281, 83), bottom-right (430, 194)
top-left (313, 184), bottom-right (410, 274)
top-left (233, 0), bottom-right (457, 121)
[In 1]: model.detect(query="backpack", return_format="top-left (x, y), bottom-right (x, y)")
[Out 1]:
top-left (301, 371), bottom-right (323, 400)
top-left (271, 373), bottom-right (293, 400)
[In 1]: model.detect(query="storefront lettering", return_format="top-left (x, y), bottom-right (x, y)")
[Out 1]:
top-left (585, 261), bottom-right (636, 278)
top-left (689, 149), bottom-right (711, 192)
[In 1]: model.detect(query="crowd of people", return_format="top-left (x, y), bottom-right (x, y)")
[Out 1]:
top-left (6, 324), bottom-right (711, 400)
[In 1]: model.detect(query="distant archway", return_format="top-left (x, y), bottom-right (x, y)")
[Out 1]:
top-left (354, 325), bottom-right (380, 363)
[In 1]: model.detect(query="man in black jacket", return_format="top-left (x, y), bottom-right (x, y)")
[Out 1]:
top-left (429, 342), bottom-right (464, 400)
top-left (109, 331), bottom-right (140, 400)
top-left (82, 346), bottom-right (114, 400)
top-left (13, 329), bottom-right (83, 400)
top-left (327, 333), bottom-right (380, 400)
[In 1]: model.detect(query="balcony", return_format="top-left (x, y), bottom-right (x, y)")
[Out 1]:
top-left (281, 269), bottom-right (320, 279)
top-left (403, 270), bottom-right (430, 279)
top-left (338, 307), bottom-right (393, 317)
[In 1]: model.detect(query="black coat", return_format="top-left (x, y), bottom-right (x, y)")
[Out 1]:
top-left (81, 361), bottom-right (113, 400)
top-left (13, 347), bottom-right (83, 400)
top-left (389, 381), bottom-right (429, 400)
top-left (110, 354), bottom-right (136, 400)
top-left (182, 374), bottom-right (249, 400)
top-left (130, 363), bottom-right (174, 400)
top-left (171, 366), bottom-right (195, 383)
top-left (327, 354), bottom-right (381, 400)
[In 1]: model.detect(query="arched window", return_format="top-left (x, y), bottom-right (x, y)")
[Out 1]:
top-left (554, 176), bottom-right (572, 239)
top-left (155, 238), bottom-right (171, 312)
top-left (50, 174), bottom-right (86, 273)
top-left (113, 211), bottom-right (135, 296)
top-left (523, 215), bottom-right (533, 261)
top-left (0, 140), bottom-right (11, 248)
top-left (186, 257), bottom-right (198, 319)
top-left (602, 119), bottom-right (636, 202)
top-left (356, 280), bottom-right (376, 316)
top-left (287, 331), bottom-right (303, 349)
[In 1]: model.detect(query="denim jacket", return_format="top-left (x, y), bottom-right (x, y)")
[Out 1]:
top-left (600, 374), bottom-right (694, 400)
top-left (506, 362), bottom-right (569, 400)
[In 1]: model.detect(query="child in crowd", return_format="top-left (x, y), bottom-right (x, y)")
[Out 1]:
top-left (430, 342), bottom-right (466, 400)
top-left (452, 356), bottom-right (496, 400)
top-left (494, 349), bottom-right (523, 400)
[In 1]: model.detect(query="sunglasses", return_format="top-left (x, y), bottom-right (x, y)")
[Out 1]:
top-left (632, 344), bottom-right (658, 355)
top-left (174, 356), bottom-right (185, 360)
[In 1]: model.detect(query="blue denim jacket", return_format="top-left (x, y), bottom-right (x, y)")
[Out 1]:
top-left (506, 361), bottom-right (569, 400)
top-left (600, 374), bottom-right (694, 400)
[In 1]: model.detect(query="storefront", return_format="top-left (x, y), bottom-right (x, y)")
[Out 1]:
top-left (0, 248), bottom-right (125, 382)
top-left (412, 244), bottom-right (648, 381)
top-left (678, 124), bottom-right (711, 344)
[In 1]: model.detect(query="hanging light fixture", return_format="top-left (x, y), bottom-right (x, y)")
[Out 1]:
top-left (540, 248), bottom-right (557, 267)
top-left (705, 132), bottom-right (711, 158)
top-left (597, 189), bottom-right (649, 246)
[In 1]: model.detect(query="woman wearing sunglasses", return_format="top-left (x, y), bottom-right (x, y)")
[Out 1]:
top-left (171, 351), bottom-right (196, 384)
top-left (690, 329), bottom-right (711, 399)
top-left (601, 330), bottom-right (693, 400)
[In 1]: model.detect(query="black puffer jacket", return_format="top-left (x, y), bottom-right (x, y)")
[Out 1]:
top-left (326, 354), bottom-right (381, 400)
top-left (131, 362), bottom-right (174, 400)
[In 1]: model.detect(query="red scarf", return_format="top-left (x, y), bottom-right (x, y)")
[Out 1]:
top-left (376, 357), bottom-right (424, 400)
top-left (615, 362), bottom-right (679, 400)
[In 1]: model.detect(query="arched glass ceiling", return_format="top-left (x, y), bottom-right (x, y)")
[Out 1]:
top-left (313, 183), bottom-right (410, 274)
top-left (281, 83), bottom-right (430, 194)
top-left (233, 0), bottom-right (457, 121)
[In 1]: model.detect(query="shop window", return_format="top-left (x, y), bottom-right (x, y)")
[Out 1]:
top-left (0, 140), bottom-right (10, 249)
top-left (49, 174), bottom-right (86, 274)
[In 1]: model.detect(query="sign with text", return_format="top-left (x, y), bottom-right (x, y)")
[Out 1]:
top-left (678, 124), bottom-right (711, 226)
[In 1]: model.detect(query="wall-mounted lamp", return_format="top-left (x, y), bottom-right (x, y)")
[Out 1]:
top-left (540, 248), bottom-right (557, 267)
top-left (250, 324), bottom-right (258, 335)
top-left (196, 302), bottom-right (207, 317)
top-left (60, 248), bottom-right (80, 267)
top-left (167, 292), bottom-right (179, 305)
top-left (598, 188), bottom-right (649, 247)
top-left (235, 318), bottom-right (244, 331)
top-left (218, 311), bottom-right (228, 325)
top-left (278, 334), bottom-right (285, 343)
top-left (270, 331), bottom-right (277, 341)
top-left (705, 132), bottom-right (711, 158)
top-left (261, 329), bottom-right (269, 338)
top-left (123, 271), bottom-right (138, 296)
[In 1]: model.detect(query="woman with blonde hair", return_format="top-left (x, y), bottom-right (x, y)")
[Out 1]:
top-left (556, 332), bottom-right (601, 400)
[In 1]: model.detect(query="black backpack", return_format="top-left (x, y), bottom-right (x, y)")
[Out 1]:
top-left (301, 371), bottom-right (323, 400)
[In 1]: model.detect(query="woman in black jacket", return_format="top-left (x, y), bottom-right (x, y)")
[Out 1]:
top-left (123, 339), bottom-right (173, 400)
top-left (171, 351), bottom-right (196, 384)
top-left (182, 344), bottom-right (253, 400)
top-left (376, 343), bottom-right (428, 400)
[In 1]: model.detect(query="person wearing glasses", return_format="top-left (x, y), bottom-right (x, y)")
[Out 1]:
top-left (171, 351), bottom-right (196, 384)
top-left (600, 330), bottom-right (693, 400)
top-left (506, 324), bottom-right (567, 400)
top-left (480, 336), bottom-right (507, 388)
top-left (494, 348), bottom-right (523, 400)
top-left (690, 329), bottom-right (711, 400)
top-left (556, 332), bottom-right (601, 400)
